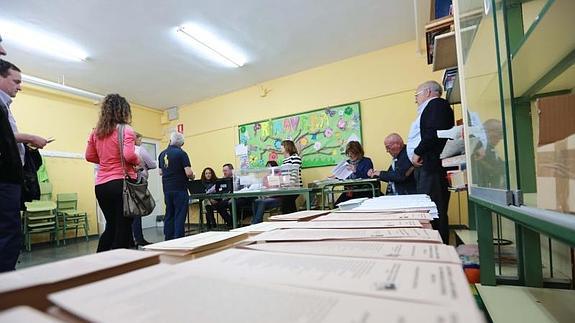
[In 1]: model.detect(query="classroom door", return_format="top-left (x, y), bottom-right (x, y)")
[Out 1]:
top-left (140, 139), bottom-right (164, 228)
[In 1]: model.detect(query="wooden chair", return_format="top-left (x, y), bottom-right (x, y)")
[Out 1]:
top-left (56, 193), bottom-right (89, 244)
top-left (23, 200), bottom-right (59, 251)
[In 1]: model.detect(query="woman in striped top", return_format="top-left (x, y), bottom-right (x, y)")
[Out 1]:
top-left (280, 140), bottom-right (302, 213)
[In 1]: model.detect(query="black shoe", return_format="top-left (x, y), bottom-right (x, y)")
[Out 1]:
top-left (136, 239), bottom-right (151, 246)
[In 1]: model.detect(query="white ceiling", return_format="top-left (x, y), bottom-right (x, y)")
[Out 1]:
top-left (0, 0), bottom-right (417, 109)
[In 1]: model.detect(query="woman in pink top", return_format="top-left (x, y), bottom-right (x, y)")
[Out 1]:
top-left (85, 94), bottom-right (139, 252)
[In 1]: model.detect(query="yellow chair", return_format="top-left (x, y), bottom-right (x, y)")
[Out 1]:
top-left (56, 193), bottom-right (89, 244)
top-left (23, 200), bottom-right (59, 251)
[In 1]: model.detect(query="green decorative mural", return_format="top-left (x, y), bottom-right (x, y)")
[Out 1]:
top-left (238, 102), bottom-right (362, 169)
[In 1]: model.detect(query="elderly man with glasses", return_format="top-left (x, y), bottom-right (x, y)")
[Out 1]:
top-left (368, 133), bottom-right (416, 195)
top-left (406, 80), bottom-right (454, 244)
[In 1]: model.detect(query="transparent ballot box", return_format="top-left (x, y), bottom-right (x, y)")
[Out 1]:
top-left (235, 164), bottom-right (301, 191)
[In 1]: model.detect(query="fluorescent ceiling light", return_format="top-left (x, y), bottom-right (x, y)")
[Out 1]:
top-left (176, 24), bottom-right (246, 68)
top-left (22, 74), bottom-right (103, 102)
top-left (0, 20), bottom-right (88, 61)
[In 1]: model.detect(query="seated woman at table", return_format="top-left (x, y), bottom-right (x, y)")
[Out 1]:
top-left (200, 167), bottom-right (219, 230)
top-left (334, 141), bottom-right (374, 205)
top-left (251, 161), bottom-right (281, 224)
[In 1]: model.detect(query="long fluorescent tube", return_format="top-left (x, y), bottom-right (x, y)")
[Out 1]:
top-left (0, 20), bottom-right (88, 61)
top-left (22, 74), bottom-right (103, 102)
top-left (176, 24), bottom-right (246, 67)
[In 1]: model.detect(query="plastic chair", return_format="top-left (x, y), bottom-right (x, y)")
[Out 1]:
top-left (23, 200), bottom-right (59, 251)
top-left (56, 193), bottom-right (89, 244)
top-left (39, 182), bottom-right (53, 201)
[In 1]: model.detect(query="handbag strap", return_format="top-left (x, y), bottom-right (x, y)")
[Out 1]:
top-left (117, 124), bottom-right (129, 179)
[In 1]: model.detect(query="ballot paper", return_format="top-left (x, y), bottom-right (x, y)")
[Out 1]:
top-left (48, 264), bottom-right (484, 323)
top-left (331, 160), bottom-right (352, 179)
top-left (0, 306), bottom-right (62, 323)
top-left (269, 210), bottom-right (330, 221)
top-left (247, 228), bottom-right (442, 243)
top-left (143, 231), bottom-right (247, 255)
top-left (231, 220), bottom-right (421, 233)
top-left (311, 212), bottom-right (434, 221)
top-left (178, 249), bottom-right (477, 308)
top-left (0, 249), bottom-right (160, 294)
top-left (241, 241), bottom-right (461, 264)
top-left (230, 221), bottom-right (298, 234)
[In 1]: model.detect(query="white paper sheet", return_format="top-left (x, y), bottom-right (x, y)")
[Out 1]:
top-left (331, 160), bottom-right (352, 179)
top-left (241, 241), bottom-right (461, 264)
top-left (143, 231), bottom-right (247, 255)
top-left (48, 264), bottom-right (483, 323)
top-left (311, 212), bottom-right (434, 221)
top-left (0, 306), bottom-right (62, 323)
top-left (0, 249), bottom-right (160, 293)
top-left (178, 249), bottom-right (476, 308)
top-left (269, 210), bottom-right (330, 221)
top-left (247, 228), bottom-right (442, 243)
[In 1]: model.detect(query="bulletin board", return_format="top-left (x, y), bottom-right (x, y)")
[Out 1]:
top-left (238, 102), bottom-right (362, 169)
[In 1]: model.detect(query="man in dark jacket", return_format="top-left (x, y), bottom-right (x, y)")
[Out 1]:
top-left (407, 80), bottom-right (455, 244)
top-left (0, 59), bottom-right (49, 271)
top-left (368, 133), bottom-right (416, 195)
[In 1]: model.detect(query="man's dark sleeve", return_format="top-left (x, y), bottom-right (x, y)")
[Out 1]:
top-left (378, 151), bottom-right (413, 183)
top-left (414, 98), bottom-right (455, 156)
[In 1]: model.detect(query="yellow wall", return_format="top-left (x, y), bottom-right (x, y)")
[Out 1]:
top-left (164, 40), bottom-right (468, 225)
top-left (12, 86), bottom-right (162, 240)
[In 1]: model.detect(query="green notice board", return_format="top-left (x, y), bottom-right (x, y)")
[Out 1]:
top-left (238, 102), bottom-right (362, 169)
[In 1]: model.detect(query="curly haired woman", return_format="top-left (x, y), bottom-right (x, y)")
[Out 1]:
top-left (85, 94), bottom-right (140, 252)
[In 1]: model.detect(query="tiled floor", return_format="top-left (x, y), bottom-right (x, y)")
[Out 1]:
top-left (16, 226), bottom-right (170, 270)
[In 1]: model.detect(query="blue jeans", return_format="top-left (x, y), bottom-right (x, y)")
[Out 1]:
top-left (163, 190), bottom-right (188, 240)
top-left (252, 197), bottom-right (281, 224)
top-left (132, 216), bottom-right (145, 242)
top-left (0, 183), bottom-right (22, 272)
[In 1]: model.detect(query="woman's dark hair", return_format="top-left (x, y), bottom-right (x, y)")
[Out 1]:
top-left (345, 141), bottom-right (364, 159)
top-left (95, 94), bottom-right (132, 138)
top-left (266, 160), bottom-right (279, 167)
top-left (201, 167), bottom-right (217, 183)
top-left (281, 140), bottom-right (298, 155)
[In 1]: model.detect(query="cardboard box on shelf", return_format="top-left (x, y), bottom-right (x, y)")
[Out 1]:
top-left (536, 134), bottom-right (575, 214)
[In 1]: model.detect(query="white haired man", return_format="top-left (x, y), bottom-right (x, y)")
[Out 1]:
top-left (158, 132), bottom-right (194, 240)
top-left (406, 80), bottom-right (454, 244)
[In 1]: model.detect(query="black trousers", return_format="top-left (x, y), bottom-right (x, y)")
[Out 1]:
top-left (95, 179), bottom-right (133, 252)
top-left (414, 168), bottom-right (450, 244)
top-left (0, 183), bottom-right (22, 272)
top-left (280, 195), bottom-right (298, 214)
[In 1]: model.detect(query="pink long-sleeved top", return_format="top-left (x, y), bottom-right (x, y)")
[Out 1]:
top-left (85, 125), bottom-right (140, 185)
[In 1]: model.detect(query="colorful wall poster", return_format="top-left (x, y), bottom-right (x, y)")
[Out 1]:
top-left (238, 102), bottom-right (362, 169)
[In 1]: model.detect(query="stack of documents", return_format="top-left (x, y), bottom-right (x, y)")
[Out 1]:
top-left (247, 228), bottom-right (442, 243)
top-left (143, 231), bottom-right (247, 256)
top-left (47, 263), bottom-right (484, 323)
top-left (269, 210), bottom-right (330, 221)
top-left (336, 194), bottom-right (438, 218)
top-left (0, 306), bottom-right (61, 323)
top-left (0, 249), bottom-right (160, 311)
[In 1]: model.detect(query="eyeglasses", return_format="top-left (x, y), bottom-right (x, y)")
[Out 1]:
top-left (414, 89), bottom-right (425, 98)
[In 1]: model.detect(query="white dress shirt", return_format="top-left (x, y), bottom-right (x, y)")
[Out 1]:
top-left (406, 97), bottom-right (434, 162)
top-left (0, 89), bottom-right (24, 165)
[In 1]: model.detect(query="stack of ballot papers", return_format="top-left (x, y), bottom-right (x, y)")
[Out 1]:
top-left (240, 240), bottom-right (462, 264)
top-left (143, 231), bottom-right (247, 256)
top-left (0, 306), bottom-right (61, 323)
top-left (0, 249), bottom-right (160, 311)
top-left (232, 220), bottom-right (422, 235)
top-left (269, 210), bottom-right (330, 221)
top-left (336, 194), bottom-right (439, 217)
top-left (46, 250), bottom-right (484, 323)
top-left (336, 197), bottom-right (369, 210)
top-left (311, 212), bottom-right (434, 221)
top-left (247, 228), bottom-right (442, 243)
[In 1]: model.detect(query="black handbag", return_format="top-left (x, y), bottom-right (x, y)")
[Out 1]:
top-left (118, 125), bottom-right (156, 217)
